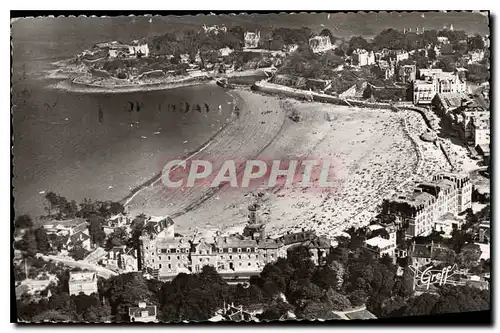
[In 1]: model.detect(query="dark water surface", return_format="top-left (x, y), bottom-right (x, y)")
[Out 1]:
top-left (12, 19), bottom-right (234, 218)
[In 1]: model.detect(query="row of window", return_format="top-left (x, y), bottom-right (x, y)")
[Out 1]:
top-left (155, 247), bottom-right (262, 254)
top-left (154, 253), bottom-right (274, 262)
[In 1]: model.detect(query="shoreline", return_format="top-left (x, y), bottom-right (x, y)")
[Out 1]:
top-left (51, 57), bottom-right (270, 94)
top-left (121, 100), bottom-right (238, 207)
top-left (66, 74), bottom-right (214, 94)
top-left (125, 87), bottom-right (287, 220)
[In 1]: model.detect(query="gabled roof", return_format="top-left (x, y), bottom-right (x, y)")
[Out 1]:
top-left (68, 231), bottom-right (90, 245)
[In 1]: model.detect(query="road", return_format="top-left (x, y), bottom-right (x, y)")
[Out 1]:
top-left (37, 254), bottom-right (118, 279)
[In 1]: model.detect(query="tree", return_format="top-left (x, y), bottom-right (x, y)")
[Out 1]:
top-left (159, 270), bottom-right (229, 322)
top-left (427, 47), bottom-right (437, 60)
top-left (105, 227), bottom-right (128, 250)
top-left (373, 29), bottom-right (405, 50)
top-left (34, 227), bottom-right (51, 254)
top-left (44, 192), bottom-right (67, 217)
top-left (17, 230), bottom-right (38, 256)
top-left (402, 293), bottom-right (439, 317)
top-left (31, 310), bottom-right (74, 323)
top-left (83, 304), bottom-right (112, 322)
top-left (348, 36), bottom-right (370, 52)
top-left (347, 289), bottom-right (367, 307)
top-left (334, 48), bottom-right (345, 57)
top-left (15, 214), bottom-right (33, 230)
top-left (287, 279), bottom-right (323, 307)
top-left (433, 247), bottom-right (457, 266)
top-left (287, 246), bottom-right (316, 277)
top-left (457, 243), bottom-right (482, 268)
top-left (297, 301), bottom-right (336, 320)
top-left (259, 299), bottom-right (294, 321)
top-left (71, 293), bottom-right (101, 316)
top-left (432, 285), bottom-right (490, 314)
top-left (435, 56), bottom-right (456, 72)
top-left (87, 215), bottom-right (106, 246)
top-left (319, 28), bottom-right (336, 43)
top-left (322, 288), bottom-right (351, 311)
top-left (69, 245), bottom-right (87, 261)
top-left (104, 272), bottom-right (158, 322)
top-left (312, 265), bottom-right (339, 290)
top-left (78, 198), bottom-right (98, 219)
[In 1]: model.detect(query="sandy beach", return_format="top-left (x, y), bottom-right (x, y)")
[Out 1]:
top-left (126, 87), bottom-right (287, 220)
top-left (166, 95), bottom-right (421, 237)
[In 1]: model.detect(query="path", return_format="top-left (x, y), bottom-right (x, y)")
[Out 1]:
top-left (37, 254), bottom-right (117, 279)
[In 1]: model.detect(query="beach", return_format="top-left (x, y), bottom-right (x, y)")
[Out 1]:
top-left (158, 95), bottom-right (421, 237)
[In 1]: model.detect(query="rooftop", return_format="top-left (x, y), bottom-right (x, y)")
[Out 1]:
top-left (69, 272), bottom-right (97, 283)
top-left (365, 236), bottom-right (393, 249)
top-left (367, 224), bottom-right (384, 232)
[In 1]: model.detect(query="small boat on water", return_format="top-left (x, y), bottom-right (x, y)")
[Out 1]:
top-left (141, 136), bottom-right (147, 139)
top-left (153, 132), bottom-right (160, 135)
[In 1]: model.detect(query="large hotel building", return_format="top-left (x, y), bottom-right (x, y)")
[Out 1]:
top-left (139, 205), bottom-right (331, 280)
top-left (385, 172), bottom-right (472, 238)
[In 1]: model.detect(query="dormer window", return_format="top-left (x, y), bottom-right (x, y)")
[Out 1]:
top-left (228, 248), bottom-right (232, 253)
top-left (246, 248), bottom-right (251, 253)
top-left (237, 248), bottom-right (242, 253)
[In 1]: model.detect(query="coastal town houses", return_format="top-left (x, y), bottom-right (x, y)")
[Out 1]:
top-left (129, 302), bottom-right (157, 323)
top-left (363, 224), bottom-right (397, 259)
top-left (393, 50), bottom-right (409, 63)
top-left (468, 50), bottom-right (485, 64)
top-left (434, 212), bottom-right (465, 237)
top-left (42, 218), bottom-right (88, 236)
top-left (103, 213), bottom-right (132, 235)
top-left (139, 206), bottom-right (332, 280)
top-left (432, 92), bottom-right (490, 149)
top-left (437, 36), bottom-right (450, 44)
top-left (471, 118), bottom-right (490, 146)
top-left (385, 171), bottom-right (472, 238)
top-left (128, 40), bottom-right (150, 58)
top-left (66, 230), bottom-right (92, 251)
top-left (68, 271), bottom-right (98, 296)
top-left (244, 31), bottom-right (261, 49)
top-left (93, 41), bottom-right (128, 58)
top-left (374, 59), bottom-right (395, 80)
top-left (413, 69), bottom-right (467, 105)
top-left (398, 64), bottom-right (417, 84)
top-left (202, 24), bottom-right (228, 35)
top-left (309, 35), bottom-right (333, 54)
top-left (283, 44), bottom-right (299, 54)
top-left (408, 241), bottom-right (453, 268)
top-left (455, 103), bottom-right (490, 145)
top-left (43, 218), bottom-right (92, 251)
top-left (351, 49), bottom-right (375, 67)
